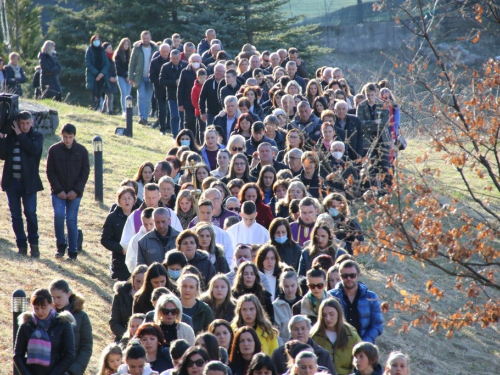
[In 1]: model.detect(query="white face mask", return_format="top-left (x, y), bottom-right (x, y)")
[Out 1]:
top-left (192, 62), bottom-right (200, 69)
top-left (333, 151), bottom-right (343, 160)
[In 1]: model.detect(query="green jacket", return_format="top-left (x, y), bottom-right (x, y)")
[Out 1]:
top-left (128, 40), bottom-right (159, 88)
top-left (311, 323), bottom-right (361, 375)
top-left (190, 299), bottom-right (215, 335)
top-left (58, 293), bottom-right (93, 375)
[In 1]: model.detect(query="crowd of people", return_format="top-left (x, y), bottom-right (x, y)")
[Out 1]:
top-left (1, 27), bottom-right (411, 375)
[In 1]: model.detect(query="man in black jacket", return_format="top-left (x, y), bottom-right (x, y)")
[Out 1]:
top-left (213, 95), bottom-right (240, 144)
top-left (250, 142), bottom-right (287, 178)
top-left (334, 100), bottom-right (364, 162)
top-left (149, 43), bottom-right (171, 135)
top-left (159, 49), bottom-right (187, 138)
top-left (199, 63), bottom-right (225, 126)
top-left (177, 53), bottom-right (204, 138)
top-left (0, 111), bottom-right (43, 257)
top-left (218, 69), bottom-right (241, 108)
top-left (46, 123), bottom-right (90, 260)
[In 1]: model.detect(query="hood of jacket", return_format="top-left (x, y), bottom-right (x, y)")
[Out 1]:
top-left (191, 250), bottom-right (210, 262)
top-left (114, 280), bottom-right (133, 295)
top-left (19, 310), bottom-right (76, 326)
top-left (63, 292), bottom-right (85, 314)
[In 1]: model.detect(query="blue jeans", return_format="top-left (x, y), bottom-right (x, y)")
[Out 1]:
top-left (138, 77), bottom-right (153, 120)
top-left (6, 179), bottom-right (38, 249)
top-left (51, 194), bottom-right (82, 254)
top-left (168, 99), bottom-right (184, 138)
top-left (118, 76), bottom-right (132, 114)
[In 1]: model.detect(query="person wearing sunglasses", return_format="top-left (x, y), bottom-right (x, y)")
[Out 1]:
top-left (328, 260), bottom-right (383, 344)
top-left (292, 264), bottom-right (328, 325)
top-left (175, 346), bottom-right (210, 375)
top-left (227, 134), bottom-right (247, 157)
top-left (154, 294), bottom-right (195, 347)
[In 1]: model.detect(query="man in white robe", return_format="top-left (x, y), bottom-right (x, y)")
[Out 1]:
top-left (226, 201), bottom-right (270, 246)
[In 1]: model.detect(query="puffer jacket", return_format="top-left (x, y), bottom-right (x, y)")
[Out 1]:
top-left (329, 282), bottom-right (383, 343)
top-left (137, 228), bottom-right (180, 266)
top-left (178, 64), bottom-right (206, 110)
top-left (85, 45), bottom-right (109, 90)
top-left (311, 323), bottom-right (361, 375)
top-left (190, 300), bottom-right (215, 334)
top-left (188, 250), bottom-right (216, 286)
top-left (14, 311), bottom-right (76, 375)
top-left (109, 281), bottom-right (134, 340)
top-left (101, 206), bottom-right (131, 281)
top-left (270, 240), bottom-right (302, 271)
top-left (39, 52), bottom-right (62, 95)
top-left (56, 294), bottom-right (93, 375)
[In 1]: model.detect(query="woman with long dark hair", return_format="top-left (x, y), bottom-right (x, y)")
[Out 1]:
top-left (256, 165), bottom-right (277, 205)
top-left (231, 113), bottom-right (254, 140)
top-left (194, 223), bottom-right (230, 273)
top-left (232, 262), bottom-right (274, 323)
top-left (267, 218), bottom-right (302, 270)
top-left (255, 244), bottom-right (283, 301)
top-left (175, 190), bottom-right (198, 230)
top-left (310, 298), bottom-right (361, 375)
top-left (85, 34), bottom-right (109, 110)
top-left (133, 161), bottom-right (155, 201)
top-left (175, 129), bottom-right (200, 155)
top-left (208, 319), bottom-right (234, 355)
top-left (247, 353), bottom-right (278, 375)
top-left (133, 263), bottom-right (173, 313)
top-left (228, 327), bottom-right (262, 375)
top-left (221, 153), bottom-right (257, 185)
top-left (238, 182), bottom-right (274, 228)
top-left (174, 346), bottom-right (209, 375)
top-left (243, 86), bottom-right (265, 120)
top-left (114, 37), bottom-right (132, 116)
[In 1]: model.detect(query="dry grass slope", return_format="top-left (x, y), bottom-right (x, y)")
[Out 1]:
top-left (0, 102), bottom-right (498, 374)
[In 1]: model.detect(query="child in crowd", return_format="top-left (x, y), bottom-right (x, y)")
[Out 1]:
top-left (350, 342), bottom-right (383, 375)
top-left (115, 340), bottom-right (159, 374)
top-left (383, 352), bottom-right (410, 375)
top-left (192, 68), bottom-right (208, 143)
top-left (119, 313), bottom-right (146, 349)
top-left (226, 201), bottom-right (270, 245)
top-left (99, 344), bottom-right (123, 375)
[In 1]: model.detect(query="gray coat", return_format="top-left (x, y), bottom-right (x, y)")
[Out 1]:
top-left (137, 227), bottom-right (180, 266)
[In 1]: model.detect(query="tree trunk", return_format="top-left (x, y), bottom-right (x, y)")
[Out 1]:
top-left (243, 4), bottom-right (253, 44)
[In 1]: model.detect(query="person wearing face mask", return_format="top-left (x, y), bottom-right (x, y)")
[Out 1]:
top-left (323, 193), bottom-right (363, 255)
top-left (39, 40), bottom-right (63, 100)
top-left (85, 35), bottom-right (109, 111)
top-left (267, 218), bottom-right (302, 270)
top-left (319, 141), bottom-right (360, 200)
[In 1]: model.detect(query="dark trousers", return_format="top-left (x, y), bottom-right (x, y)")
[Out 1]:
top-left (184, 107), bottom-right (196, 138)
top-left (196, 116), bottom-right (207, 144)
top-left (154, 86), bottom-right (168, 132)
top-left (368, 142), bottom-right (393, 190)
top-left (6, 179), bottom-right (38, 249)
top-left (92, 79), bottom-right (105, 110)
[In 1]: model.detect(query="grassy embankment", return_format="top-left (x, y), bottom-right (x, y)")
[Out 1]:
top-left (0, 100), bottom-right (498, 374)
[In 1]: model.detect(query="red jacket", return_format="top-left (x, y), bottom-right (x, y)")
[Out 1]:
top-left (256, 201), bottom-right (274, 229)
top-left (191, 79), bottom-right (203, 116)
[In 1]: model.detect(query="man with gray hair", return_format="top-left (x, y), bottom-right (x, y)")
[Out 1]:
top-left (287, 101), bottom-right (322, 150)
top-left (271, 314), bottom-right (336, 375)
top-left (213, 95), bottom-right (241, 143)
top-left (242, 55), bottom-right (261, 80)
top-left (189, 188), bottom-right (237, 228)
top-left (159, 49), bottom-right (188, 138)
top-left (198, 28), bottom-right (217, 55)
top-left (180, 42), bottom-right (196, 62)
top-left (202, 41), bottom-right (221, 65)
top-left (285, 60), bottom-right (306, 92)
top-left (334, 100), bottom-right (364, 161)
top-left (250, 142), bottom-right (287, 178)
top-left (284, 148), bottom-right (303, 176)
top-left (137, 207), bottom-right (180, 266)
top-left (321, 67), bottom-right (333, 89)
top-left (149, 43), bottom-right (171, 134)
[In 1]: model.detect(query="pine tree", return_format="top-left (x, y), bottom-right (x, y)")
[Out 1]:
top-left (6, 0), bottom-right (42, 61)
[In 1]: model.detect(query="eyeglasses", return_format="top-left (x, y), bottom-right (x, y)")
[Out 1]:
top-left (187, 359), bottom-right (206, 368)
top-left (160, 308), bottom-right (179, 316)
top-left (341, 273), bottom-right (358, 280)
top-left (227, 207), bottom-right (240, 212)
top-left (288, 156), bottom-right (300, 161)
top-left (232, 147), bottom-right (244, 152)
top-left (307, 283), bottom-right (325, 290)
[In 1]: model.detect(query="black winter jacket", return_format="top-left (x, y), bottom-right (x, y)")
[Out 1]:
top-left (190, 300), bottom-right (215, 335)
top-left (177, 64), bottom-right (202, 110)
top-left (39, 52), bottom-right (62, 95)
top-left (0, 128), bottom-right (44, 193)
top-left (115, 53), bottom-right (130, 78)
top-left (199, 76), bottom-right (223, 116)
top-left (109, 281), bottom-right (133, 340)
top-left (271, 240), bottom-right (302, 270)
top-left (188, 250), bottom-right (216, 286)
top-left (14, 311), bottom-right (76, 375)
top-left (101, 206), bottom-right (131, 281)
top-left (46, 140), bottom-right (90, 197)
top-left (218, 83), bottom-right (241, 107)
top-left (149, 55), bottom-right (169, 100)
top-left (56, 294), bottom-right (93, 375)
top-left (159, 60), bottom-right (188, 100)
top-left (4, 65), bottom-right (27, 95)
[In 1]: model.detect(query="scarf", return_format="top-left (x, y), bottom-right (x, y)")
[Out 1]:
top-left (106, 51), bottom-right (114, 60)
top-left (7, 63), bottom-right (21, 79)
top-left (297, 217), bottom-right (316, 239)
top-left (177, 207), bottom-right (196, 229)
top-left (27, 308), bottom-right (56, 366)
top-left (308, 291), bottom-right (327, 315)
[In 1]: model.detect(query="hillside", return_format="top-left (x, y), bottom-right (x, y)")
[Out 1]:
top-left (0, 101), bottom-right (499, 374)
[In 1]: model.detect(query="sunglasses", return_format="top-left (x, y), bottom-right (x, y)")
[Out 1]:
top-left (307, 283), bottom-right (325, 290)
top-left (341, 273), bottom-right (358, 280)
top-left (160, 308), bottom-right (179, 316)
top-left (232, 147), bottom-right (244, 152)
top-left (187, 359), bottom-right (206, 368)
top-left (227, 207), bottom-right (240, 212)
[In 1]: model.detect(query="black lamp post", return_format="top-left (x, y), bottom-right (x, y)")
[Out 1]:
top-left (12, 289), bottom-right (28, 375)
top-left (126, 95), bottom-right (133, 137)
top-left (93, 135), bottom-right (103, 203)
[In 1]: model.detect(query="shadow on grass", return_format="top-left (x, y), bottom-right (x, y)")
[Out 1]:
top-left (0, 237), bottom-right (113, 303)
